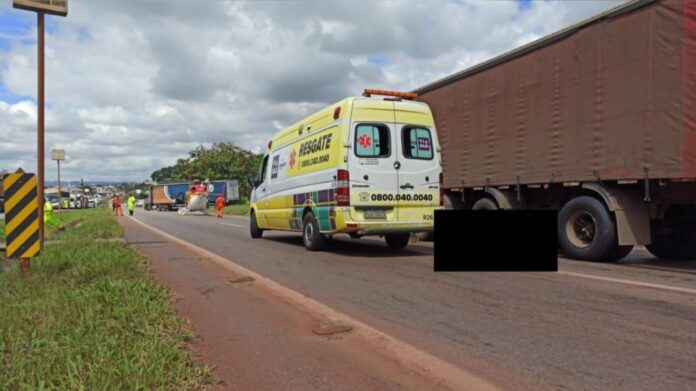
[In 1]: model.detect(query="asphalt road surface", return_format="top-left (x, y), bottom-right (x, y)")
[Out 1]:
top-left (133, 210), bottom-right (696, 391)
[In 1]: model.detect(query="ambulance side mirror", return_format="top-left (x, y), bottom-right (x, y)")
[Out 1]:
top-left (247, 174), bottom-right (256, 189)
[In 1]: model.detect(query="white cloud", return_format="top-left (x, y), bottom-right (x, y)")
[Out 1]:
top-left (0, 0), bottom-right (623, 182)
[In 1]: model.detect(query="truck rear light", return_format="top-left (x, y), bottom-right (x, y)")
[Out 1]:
top-left (439, 172), bottom-right (444, 206)
top-left (337, 169), bottom-right (350, 206)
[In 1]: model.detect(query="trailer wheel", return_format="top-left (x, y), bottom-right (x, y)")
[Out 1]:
top-left (472, 198), bottom-right (498, 210)
top-left (646, 206), bottom-right (696, 260)
top-left (417, 231), bottom-right (434, 241)
top-left (605, 245), bottom-right (634, 262)
top-left (647, 231), bottom-right (696, 260)
top-left (385, 233), bottom-right (410, 249)
top-left (250, 211), bottom-right (263, 239)
top-left (558, 196), bottom-right (620, 262)
top-left (302, 212), bottom-right (325, 251)
top-left (443, 193), bottom-right (464, 209)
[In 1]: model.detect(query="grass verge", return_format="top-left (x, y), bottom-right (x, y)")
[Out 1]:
top-left (0, 207), bottom-right (216, 389)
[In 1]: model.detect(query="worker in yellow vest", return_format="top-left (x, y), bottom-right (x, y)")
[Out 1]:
top-left (127, 193), bottom-right (136, 216)
top-left (44, 198), bottom-right (64, 230)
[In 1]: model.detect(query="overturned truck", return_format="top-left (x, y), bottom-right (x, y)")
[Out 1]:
top-left (415, 0), bottom-right (696, 261)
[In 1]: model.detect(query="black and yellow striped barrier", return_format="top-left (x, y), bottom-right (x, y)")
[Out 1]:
top-left (3, 172), bottom-right (41, 259)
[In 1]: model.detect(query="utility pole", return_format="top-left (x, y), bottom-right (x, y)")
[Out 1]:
top-left (80, 178), bottom-right (85, 209)
top-left (38, 11), bottom-right (45, 239)
top-left (13, 0), bottom-right (69, 246)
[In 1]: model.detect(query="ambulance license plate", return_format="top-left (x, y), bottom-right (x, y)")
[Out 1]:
top-left (364, 210), bottom-right (386, 219)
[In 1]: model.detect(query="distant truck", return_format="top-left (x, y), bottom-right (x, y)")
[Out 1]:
top-left (413, 0), bottom-right (696, 261)
top-left (207, 180), bottom-right (240, 206)
top-left (147, 180), bottom-right (239, 211)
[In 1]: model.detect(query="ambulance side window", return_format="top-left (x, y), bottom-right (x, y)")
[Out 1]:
top-left (355, 124), bottom-right (390, 158)
top-left (258, 155), bottom-right (269, 184)
top-left (402, 126), bottom-right (434, 160)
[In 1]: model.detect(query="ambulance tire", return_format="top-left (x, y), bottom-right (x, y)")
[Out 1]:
top-left (303, 212), bottom-right (325, 251)
top-left (250, 211), bottom-right (263, 239)
top-left (385, 233), bottom-right (410, 249)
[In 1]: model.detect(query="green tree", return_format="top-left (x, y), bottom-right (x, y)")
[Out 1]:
top-left (150, 142), bottom-right (263, 199)
top-left (150, 166), bottom-right (175, 183)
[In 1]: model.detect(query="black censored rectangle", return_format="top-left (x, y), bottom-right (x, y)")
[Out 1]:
top-left (434, 210), bottom-right (557, 272)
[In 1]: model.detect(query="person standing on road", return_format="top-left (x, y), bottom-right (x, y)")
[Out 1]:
top-left (112, 194), bottom-right (124, 216)
top-left (215, 194), bottom-right (225, 219)
top-left (127, 193), bottom-right (136, 216)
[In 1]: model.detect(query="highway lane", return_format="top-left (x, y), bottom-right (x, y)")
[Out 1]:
top-left (133, 210), bottom-right (696, 391)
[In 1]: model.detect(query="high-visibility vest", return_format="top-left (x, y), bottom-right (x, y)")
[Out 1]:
top-left (44, 201), bottom-right (54, 215)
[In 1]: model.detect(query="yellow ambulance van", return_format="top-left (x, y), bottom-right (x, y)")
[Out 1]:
top-left (248, 89), bottom-right (442, 251)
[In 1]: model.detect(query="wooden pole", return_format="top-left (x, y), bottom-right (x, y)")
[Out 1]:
top-left (37, 12), bottom-right (45, 244)
top-left (20, 257), bottom-right (31, 277)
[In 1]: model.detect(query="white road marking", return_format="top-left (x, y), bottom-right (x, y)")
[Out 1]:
top-left (220, 222), bottom-right (245, 229)
top-left (557, 270), bottom-right (696, 295)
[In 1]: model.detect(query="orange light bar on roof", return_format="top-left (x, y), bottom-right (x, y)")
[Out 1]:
top-left (363, 89), bottom-right (418, 99)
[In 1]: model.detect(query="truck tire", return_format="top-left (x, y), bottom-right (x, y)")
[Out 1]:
top-left (472, 198), bottom-right (498, 210)
top-left (418, 231), bottom-right (434, 241)
top-left (385, 233), bottom-right (410, 249)
top-left (605, 245), bottom-right (634, 262)
top-left (646, 205), bottom-right (696, 260)
top-left (646, 230), bottom-right (696, 260)
top-left (558, 196), bottom-right (620, 262)
top-left (443, 192), bottom-right (464, 209)
top-left (250, 211), bottom-right (263, 239)
top-left (302, 212), bottom-right (325, 251)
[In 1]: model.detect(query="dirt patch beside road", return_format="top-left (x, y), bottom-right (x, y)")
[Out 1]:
top-left (119, 216), bottom-right (474, 390)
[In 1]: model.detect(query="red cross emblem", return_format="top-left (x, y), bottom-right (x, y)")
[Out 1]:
top-left (289, 149), bottom-right (297, 169)
top-left (359, 134), bottom-right (372, 148)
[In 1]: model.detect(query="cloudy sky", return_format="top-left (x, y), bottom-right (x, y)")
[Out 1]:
top-left (0, 0), bottom-right (623, 182)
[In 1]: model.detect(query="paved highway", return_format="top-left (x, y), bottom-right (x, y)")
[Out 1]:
top-left (133, 210), bottom-right (696, 391)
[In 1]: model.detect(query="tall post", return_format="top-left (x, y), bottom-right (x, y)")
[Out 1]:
top-left (37, 12), bottom-right (45, 243)
top-left (57, 159), bottom-right (61, 216)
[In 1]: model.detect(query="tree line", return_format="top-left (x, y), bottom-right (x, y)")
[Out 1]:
top-left (150, 142), bottom-right (263, 198)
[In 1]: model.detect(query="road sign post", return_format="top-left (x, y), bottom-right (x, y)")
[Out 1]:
top-left (3, 171), bottom-right (41, 277)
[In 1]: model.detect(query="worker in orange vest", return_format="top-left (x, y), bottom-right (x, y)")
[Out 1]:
top-left (112, 194), bottom-right (124, 216)
top-left (215, 194), bottom-right (225, 219)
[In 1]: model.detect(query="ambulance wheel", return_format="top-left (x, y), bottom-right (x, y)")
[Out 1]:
top-left (250, 211), bottom-right (263, 239)
top-left (303, 212), bottom-right (325, 251)
top-left (385, 233), bottom-right (410, 249)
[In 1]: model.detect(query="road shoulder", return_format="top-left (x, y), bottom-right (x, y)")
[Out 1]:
top-left (118, 215), bottom-right (467, 391)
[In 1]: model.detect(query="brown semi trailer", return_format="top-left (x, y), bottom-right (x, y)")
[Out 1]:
top-left (414, 0), bottom-right (696, 261)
